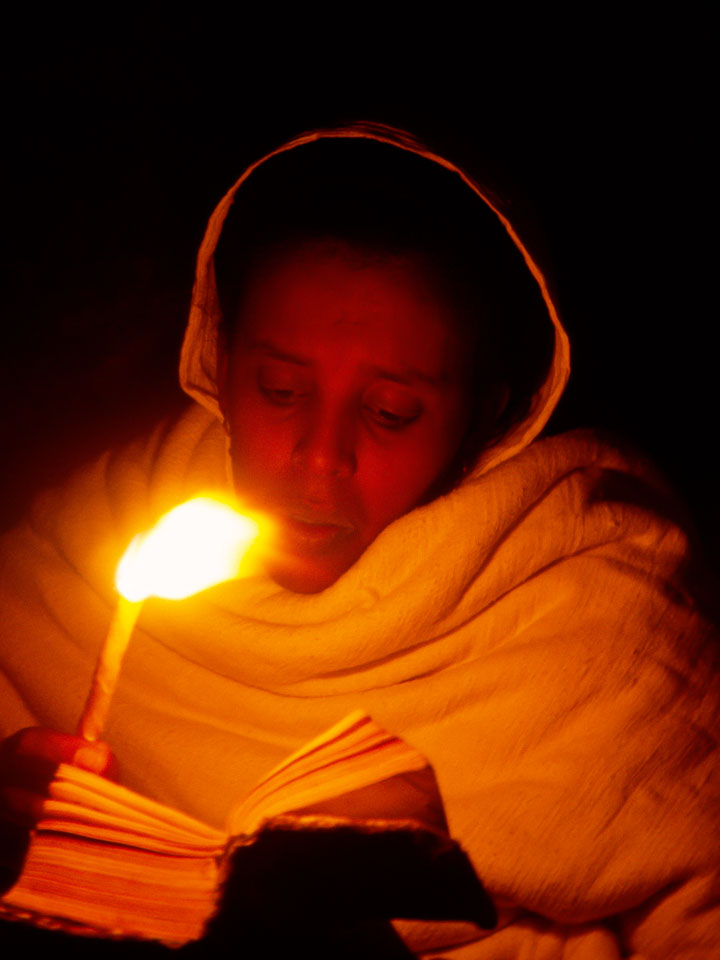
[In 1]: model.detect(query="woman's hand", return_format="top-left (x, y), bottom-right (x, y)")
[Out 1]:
top-left (0, 728), bottom-right (114, 892)
top-left (0, 727), bottom-right (114, 828)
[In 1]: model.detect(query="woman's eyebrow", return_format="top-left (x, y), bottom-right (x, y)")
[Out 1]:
top-left (248, 341), bottom-right (443, 386)
top-left (374, 366), bottom-right (444, 388)
top-left (248, 340), bottom-right (309, 366)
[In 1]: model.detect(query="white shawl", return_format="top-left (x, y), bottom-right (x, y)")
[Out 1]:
top-left (1, 124), bottom-right (717, 958)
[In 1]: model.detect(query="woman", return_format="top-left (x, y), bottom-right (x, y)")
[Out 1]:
top-left (1, 124), bottom-right (718, 957)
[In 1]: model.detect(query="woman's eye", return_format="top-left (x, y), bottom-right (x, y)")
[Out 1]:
top-left (364, 387), bottom-right (422, 430)
top-left (257, 365), bottom-right (306, 406)
top-left (365, 404), bottom-right (420, 430)
top-left (260, 386), bottom-right (303, 406)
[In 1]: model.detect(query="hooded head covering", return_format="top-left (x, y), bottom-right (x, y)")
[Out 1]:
top-left (3, 124), bottom-right (715, 960)
top-left (179, 122), bottom-right (570, 479)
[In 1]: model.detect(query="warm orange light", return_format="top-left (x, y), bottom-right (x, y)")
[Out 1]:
top-left (79, 496), bottom-right (262, 741)
top-left (115, 496), bottom-right (260, 602)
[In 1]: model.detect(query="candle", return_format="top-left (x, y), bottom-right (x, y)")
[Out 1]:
top-left (77, 496), bottom-right (261, 742)
top-left (78, 597), bottom-right (143, 742)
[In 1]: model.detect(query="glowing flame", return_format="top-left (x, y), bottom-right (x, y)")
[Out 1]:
top-left (115, 496), bottom-right (260, 602)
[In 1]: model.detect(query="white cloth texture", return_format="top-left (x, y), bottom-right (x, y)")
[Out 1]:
top-left (1, 124), bottom-right (718, 958)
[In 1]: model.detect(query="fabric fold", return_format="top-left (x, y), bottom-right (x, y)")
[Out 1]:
top-left (1, 123), bottom-right (718, 958)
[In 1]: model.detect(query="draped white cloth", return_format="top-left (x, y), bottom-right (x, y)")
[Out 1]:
top-left (1, 124), bottom-right (718, 957)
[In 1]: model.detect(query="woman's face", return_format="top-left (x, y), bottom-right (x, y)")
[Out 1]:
top-left (220, 242), bottom-right (476, 593)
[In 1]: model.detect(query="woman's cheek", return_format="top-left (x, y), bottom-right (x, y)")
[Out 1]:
top-left (359, 444), bottom-right (435, 521)
top-left (230, 398), bottom-right (294, 474)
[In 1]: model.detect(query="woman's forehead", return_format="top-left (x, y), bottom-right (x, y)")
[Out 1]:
top-left (240, 242), bottom-right (466, 337)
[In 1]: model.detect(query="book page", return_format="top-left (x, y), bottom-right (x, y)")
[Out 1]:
top-left (229, 712), bottom-right (432, 836)
top-left (38, 764), bottom-right (225, 851)
top-left (1, 832), bottom-right (218, 944)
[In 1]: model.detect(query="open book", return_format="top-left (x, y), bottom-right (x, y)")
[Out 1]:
top-left (0, 712), bottom-right (495, 948)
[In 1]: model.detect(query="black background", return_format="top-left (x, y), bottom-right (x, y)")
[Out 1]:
top-left (3, 13), bottom-right (715, 565)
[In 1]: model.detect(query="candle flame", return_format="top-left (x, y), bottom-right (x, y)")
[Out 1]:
top-left (115, 497), bottom-right (261, 602)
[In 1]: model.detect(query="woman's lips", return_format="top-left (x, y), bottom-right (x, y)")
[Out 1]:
top-left (283, 514), bottom-right (354, 550)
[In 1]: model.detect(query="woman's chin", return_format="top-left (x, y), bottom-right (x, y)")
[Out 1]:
top-left (266, 555), bottom-right (349, 594)
top-left (260, 523), bottom-right (364, 594)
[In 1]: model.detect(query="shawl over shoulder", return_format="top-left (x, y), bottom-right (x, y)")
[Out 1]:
top-left (1, 125), bottom-right (718, 958)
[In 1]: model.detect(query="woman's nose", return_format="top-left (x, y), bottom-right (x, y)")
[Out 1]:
top-left (291, 406), bottom-right (356, 479)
